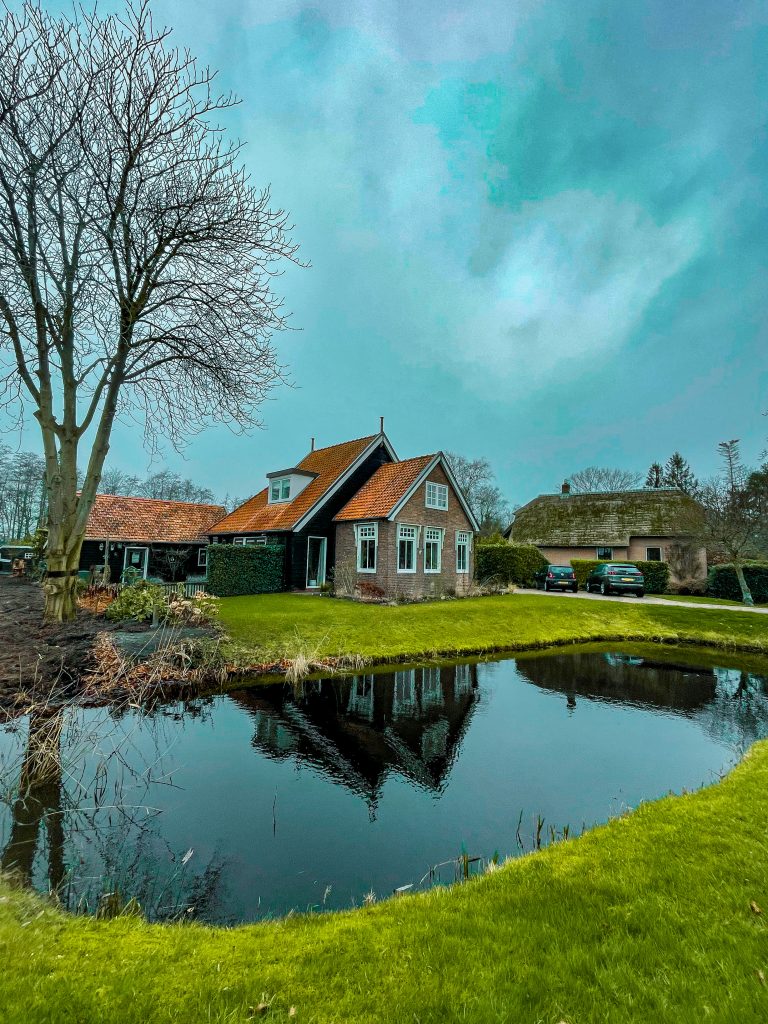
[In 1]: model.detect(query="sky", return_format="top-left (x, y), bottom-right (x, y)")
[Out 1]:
top-left (4, 0), bottom-right (768, 507)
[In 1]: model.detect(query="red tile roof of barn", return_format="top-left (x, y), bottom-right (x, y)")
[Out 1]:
top-left (334, 455), bottom-right (436, 521)
top-left (212, 434), bottom-right (380, 534)
top-left (85, 495), bottom-right (226, 543)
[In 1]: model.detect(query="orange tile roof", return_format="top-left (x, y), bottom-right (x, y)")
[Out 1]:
top-left (85, 495), bottom-right (227, 544)
top-left (212, 435), bottom-right (380, 534)
top-left (334, 455), bottom-right (436, 521)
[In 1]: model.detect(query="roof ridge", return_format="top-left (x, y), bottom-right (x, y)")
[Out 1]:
top-left (95, 493), bottom-right (225, 509)
top-left (303, 432), bottom-right (378, 456)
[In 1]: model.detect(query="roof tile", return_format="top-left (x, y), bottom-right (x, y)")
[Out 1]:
top-left (212, 435), bottom-right (380, 533)
top-left (86, 495), bottom-right (227, 544)
top-left (334, 455), bottom-right (436, 521)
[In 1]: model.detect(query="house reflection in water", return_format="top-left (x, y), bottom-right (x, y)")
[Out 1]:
top-left (228, 663), bottom-right (479, 813)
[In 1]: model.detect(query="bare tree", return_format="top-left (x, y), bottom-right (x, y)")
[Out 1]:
top-left (445, 452), bottom-right (511, 536)
top-left (0, 443), bottom-right (46, 539)
top-left (568, 467), bottom-right (643, 493)
top-left (690, 440), bottom-right (763, 605)
top-left (0, 3), bottom-right (301, 620)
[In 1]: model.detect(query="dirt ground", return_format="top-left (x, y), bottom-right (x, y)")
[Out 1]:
top-left (0, 575), bottom-right (117, 711)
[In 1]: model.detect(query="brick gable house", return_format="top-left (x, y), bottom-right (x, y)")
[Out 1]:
top-left (210, 429), bottom-right (479, 598)
top-left (80, 494), bottom-right (226, 581)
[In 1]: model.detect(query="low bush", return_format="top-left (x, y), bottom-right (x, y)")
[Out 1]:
top-left (475, 543), bottom-right (547, 587)
top-left (105, 580), bottom-right (166, 622)
top-left (166, 587), bottom-right (220, 625)
top-left (708, 562), bottom-right (768, 603)
top-left (206, 543), bottom-right (284, 597)
top-left (570, 559), bottom-right (670, 594)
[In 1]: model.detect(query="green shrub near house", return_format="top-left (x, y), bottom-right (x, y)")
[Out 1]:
top-left (206, 543), bottom-right (284, 597)
top-left (475, 543), bottom-right (547, 587)
top-left (571, 559), bottom-right (670, 594)
top-left (708, 562), bottom-right (768, 604)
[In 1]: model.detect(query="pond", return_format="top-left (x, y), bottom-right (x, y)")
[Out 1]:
top-left (1, 646), bottom-right (767, 924)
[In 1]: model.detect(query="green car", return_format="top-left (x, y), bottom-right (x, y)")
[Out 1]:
top-left (585, 563), bottom-right (645, 597)
top-left (534, 565), bottom-right (578, 592)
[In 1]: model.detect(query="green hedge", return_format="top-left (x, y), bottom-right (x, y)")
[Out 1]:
top-left (707, 563), bottom-right (768, 603)
top-left (206, 543), bottom-right (285, 597)
top-left (570, 559), bottom-right (670, 594)
top-left (475, 544), bottom-right (547, 587)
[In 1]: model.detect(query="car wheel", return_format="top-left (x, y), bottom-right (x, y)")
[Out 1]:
top-left (600, 581), bottom-right (608, 596)
top-left (572, 585), bottom-right (578, 593)
top-left (637, 590), bottom-right (644, 598)
top-left (543, 581), bottom-right (549, 591)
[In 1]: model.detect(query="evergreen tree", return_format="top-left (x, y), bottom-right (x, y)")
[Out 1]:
top-left (662, 452), bottom-right (698, 493)
top-left (645, 462), bottom-right (663, 488)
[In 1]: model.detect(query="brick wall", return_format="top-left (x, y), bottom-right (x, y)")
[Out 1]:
top-left (334, 464), bottom-right (475, 600)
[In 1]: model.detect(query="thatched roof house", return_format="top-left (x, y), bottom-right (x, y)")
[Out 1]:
top-left (504, 486), bottom-right (705, 578)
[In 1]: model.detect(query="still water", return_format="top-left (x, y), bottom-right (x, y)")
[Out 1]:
top-left (1, 647), bottom-right (767, 923)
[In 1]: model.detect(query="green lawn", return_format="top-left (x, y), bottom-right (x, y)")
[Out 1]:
top-left (218, 592), bottom-right (768, 666)
top-left (3, 740), bottom-right (768, 1023)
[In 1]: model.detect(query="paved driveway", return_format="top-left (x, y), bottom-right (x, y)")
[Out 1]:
top-left (517, 587), bottom-right (768, 614)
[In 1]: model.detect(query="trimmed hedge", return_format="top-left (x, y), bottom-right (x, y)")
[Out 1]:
top-left (571, 559), bottom-right (671, 594)
top-left (475, 543), bottom-right (547, 587)
top-left (206, 543), bottom-right (285, 597)
top-left (707, 562), bottom-right (768, 604)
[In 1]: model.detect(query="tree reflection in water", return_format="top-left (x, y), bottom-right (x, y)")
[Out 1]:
top-left (0, 698), bottom-right (225, 920)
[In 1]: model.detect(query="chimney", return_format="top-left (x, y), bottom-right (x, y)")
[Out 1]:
top-left (310, 437), bottom-right (315, 452)
top-left (561, 480), bottom-right (571, 496)
top-left (379, 415), bottom-right (385, 434)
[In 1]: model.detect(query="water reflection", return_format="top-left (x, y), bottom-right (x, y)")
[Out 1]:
top-left (1, 649), bottom-right (767, 923)
top-left (231, 663), bottom-right (479, 812)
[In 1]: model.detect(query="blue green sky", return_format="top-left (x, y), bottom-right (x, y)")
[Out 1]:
top-left (8, 0), bottom-right (768, 505)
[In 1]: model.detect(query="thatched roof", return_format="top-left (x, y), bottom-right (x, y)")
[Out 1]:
top-left (506, 489), bottom-right (699, 547)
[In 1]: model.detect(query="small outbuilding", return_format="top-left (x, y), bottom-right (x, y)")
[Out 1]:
top-left (80, 494), bottom-right (226, 582)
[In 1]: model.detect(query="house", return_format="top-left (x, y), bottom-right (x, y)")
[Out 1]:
top-left (209, 426), bottom-right (479, 598)
top-left (505, 483), bottom-right (706, 581)
top-left (79, 494), bottom-right (226, 582)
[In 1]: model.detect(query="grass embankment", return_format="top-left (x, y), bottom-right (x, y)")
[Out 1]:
top-left (2, 743), bottom-right (768, 1022)
top-left (219, 592), bottom-right (768, 667)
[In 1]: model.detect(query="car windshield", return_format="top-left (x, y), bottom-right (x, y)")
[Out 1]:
top-left (613, 566), bottom-right (640, 573)
top-left (550, 567), bottom-right (572, 574)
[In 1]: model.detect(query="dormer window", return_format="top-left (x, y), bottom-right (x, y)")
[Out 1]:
top-left (270, 477), bottom-right (291, 503)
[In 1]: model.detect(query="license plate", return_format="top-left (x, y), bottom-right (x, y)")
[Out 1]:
top-left (621, 577), bottom-right (634, 582)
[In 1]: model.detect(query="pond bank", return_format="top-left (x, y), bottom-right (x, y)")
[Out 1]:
top-left (2, 733), bottom-right (767, 1022)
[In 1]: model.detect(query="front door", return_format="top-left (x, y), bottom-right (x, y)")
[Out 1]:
top-left (123, 546), bottom-right (149, 580)
top-left (306, 537), bottom-right (327, 589)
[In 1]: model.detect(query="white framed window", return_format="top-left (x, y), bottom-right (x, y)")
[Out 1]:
top-left (646, 547), bottom-right (662, 562)
top-left (269, 477), bottom-right (291, 503)
top-left (355, 523), bottom-right (378, 573)
top-left (393, 669), bottom-right (417, 716)
top-left (424, 527), bottom-right (443, 573)
top-left (425, 481), bottom-right (448, 510)
top-left (596, 547), bottom-right (613, 560)
top-left (456, 531), bottom-right (471, 574)
top-left (397, 524), bottom-right (417, 573)
top-left (234, 537), bottom-right (266, 546)
top-left (198, 548), bottom-right (208, 568)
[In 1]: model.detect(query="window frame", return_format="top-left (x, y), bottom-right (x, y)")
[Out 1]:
top-left (425, 481), bottom-right (449, 511)
top-left (456, 531), bottom-right (471, 574)
top-left (197, 547), bottom-right (208, 568)
top-left (355, 522), bottom-right (378, 573)
top-left (269, 476), bottom-right (291, 503)
top-left (397, 524), bottom-right (418, 574)
top-left (596, 546), bottom-right (613, 560)
top-left (645, 546), bottom-right (663, 562)
top-left (424, 527), bottom-right (443, 573)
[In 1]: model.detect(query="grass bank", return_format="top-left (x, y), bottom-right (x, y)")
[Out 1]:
top-left (2, 741), bottom-right (768, 1022)
top-left (218, 592), bottom-right (768, 668)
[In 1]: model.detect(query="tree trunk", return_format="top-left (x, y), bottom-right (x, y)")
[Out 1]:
top-left (43, 532), bottom-right (84, 623)
top-left (734, 562), bottom-right (755, 606)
